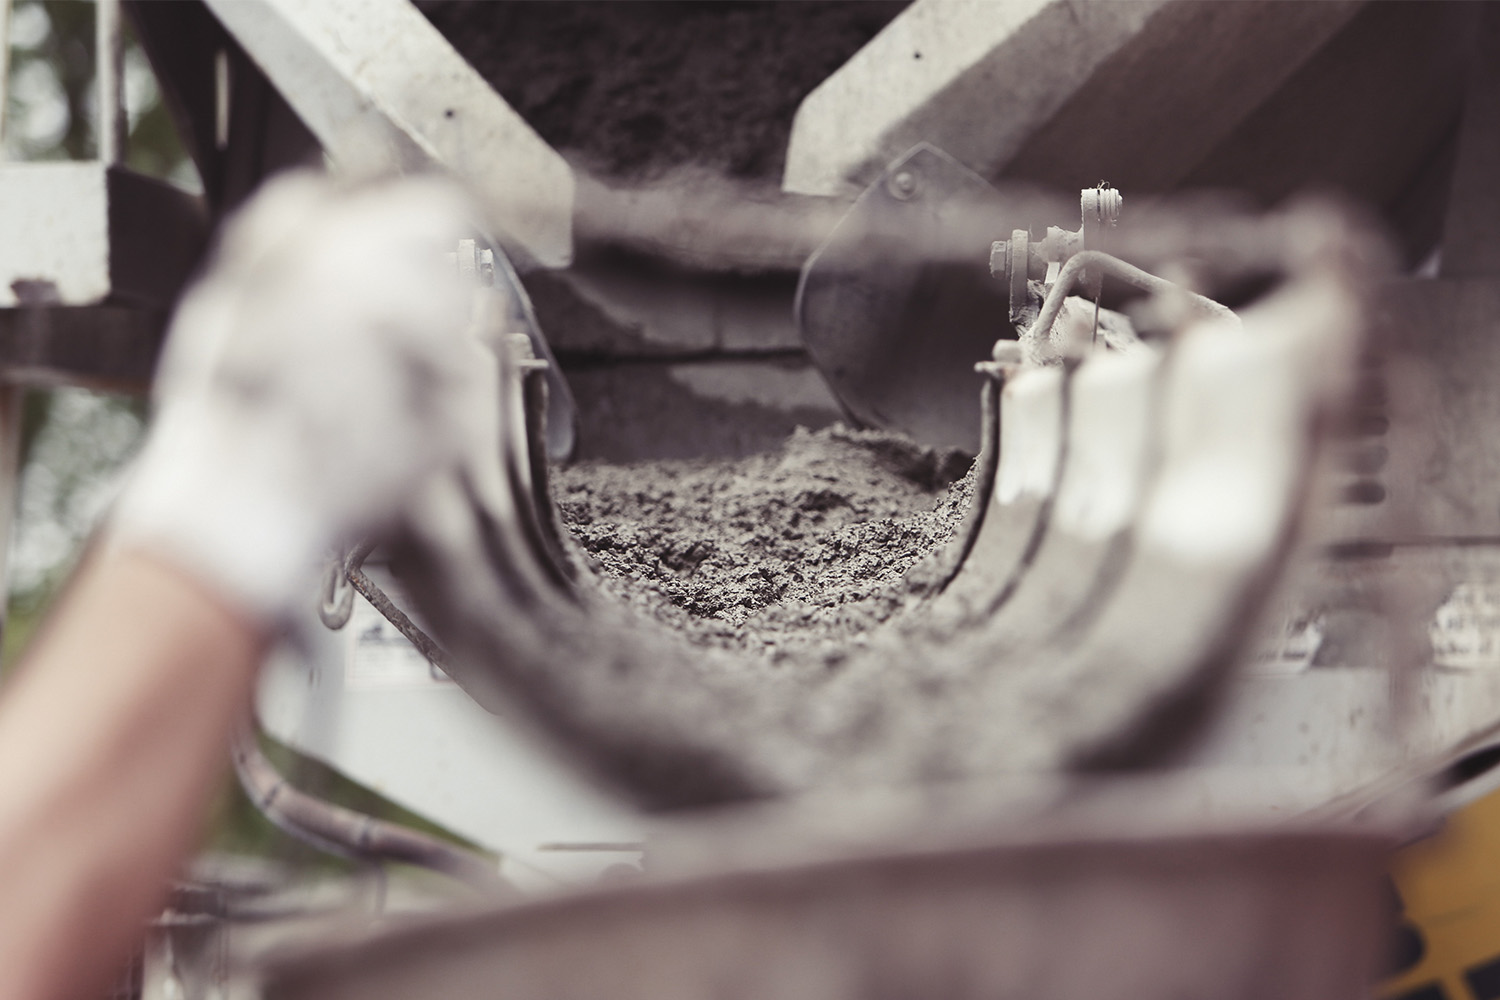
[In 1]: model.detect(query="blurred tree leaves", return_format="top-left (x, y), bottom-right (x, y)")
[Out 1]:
top-left (6, 0), bottom-right (197, 182)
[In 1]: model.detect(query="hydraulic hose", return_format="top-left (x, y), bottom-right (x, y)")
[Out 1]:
top-left (231, 727), bottom-right (507, 891)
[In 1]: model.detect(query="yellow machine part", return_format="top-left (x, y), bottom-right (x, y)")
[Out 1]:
top-left (1385, 782), bottom-right (1500, 1000)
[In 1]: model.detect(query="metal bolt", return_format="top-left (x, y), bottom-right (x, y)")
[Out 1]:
top-left (455, 238), bottom-right (478, 278)
top-left (989, 241), bottom-right (1009, 278)
top-left (888, 170), bottom-right (918, 200)
top-left (1098, 186), bottom-right (1122, 226)
top-left (1081, 185), bottom-right (1123, 228)
top-left (1008, 229), bottom-right (1030, 324)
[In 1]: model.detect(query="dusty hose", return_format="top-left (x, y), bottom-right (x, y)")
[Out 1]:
top-left (1015, 250), bottom-right (1238, 362)
top-left (231, 726), bottom-right (506, 891)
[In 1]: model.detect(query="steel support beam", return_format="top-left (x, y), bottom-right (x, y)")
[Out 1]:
top-left (0, 305), bottom-right (167, 390)
top-left (0, 163), bottom-right (207, 310)
top-left (202, 0), bottom-right (575, 270)
top-left (783, 0), bottom-right (1363, 199)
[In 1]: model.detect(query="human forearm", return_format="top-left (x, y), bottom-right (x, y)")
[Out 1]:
top-left (0, 549), bottom-right (265, 1000)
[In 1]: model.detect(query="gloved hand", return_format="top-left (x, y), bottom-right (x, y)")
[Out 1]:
top-left (109, 171), bottom-right (493, 627)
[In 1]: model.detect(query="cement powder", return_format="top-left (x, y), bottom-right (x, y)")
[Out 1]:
top-left (552, 425), bottom-right (974, 659)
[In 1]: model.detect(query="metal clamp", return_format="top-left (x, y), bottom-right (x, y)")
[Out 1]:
top-left (991, 185), bottom-right (1123, 326)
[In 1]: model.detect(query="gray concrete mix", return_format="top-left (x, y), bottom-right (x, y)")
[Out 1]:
top-left (553, 424), bottom-right (974, 660)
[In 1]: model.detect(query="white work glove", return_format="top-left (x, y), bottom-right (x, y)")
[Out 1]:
top-left (109, 171), bottom-right (493, 626)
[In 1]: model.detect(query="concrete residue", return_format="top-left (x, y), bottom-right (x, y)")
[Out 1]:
top-left (553, 425), bottom-right (973, 658)
top-left (419, 1), bottom-right (908, 182)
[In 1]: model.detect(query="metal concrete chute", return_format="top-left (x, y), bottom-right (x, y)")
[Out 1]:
top-left (383, 196), bottom-right (1380, 810)
top-left (258, 207), bottom-right (1391, 994)
top-left (256, 815), bottom-right (1391, 1000)
top-left (201, 0), bottom-right (575, 270)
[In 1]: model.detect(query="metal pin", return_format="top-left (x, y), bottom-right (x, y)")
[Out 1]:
top-left (96, 0), bottom-right (126, 164)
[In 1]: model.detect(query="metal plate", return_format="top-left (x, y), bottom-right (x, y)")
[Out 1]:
top-left (795, 144), bottom-right (1011, 454)
top-left (257, 825), bottom-right (1390, 1000)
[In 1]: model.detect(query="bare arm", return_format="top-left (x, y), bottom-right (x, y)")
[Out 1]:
top-left (0, 549), bottom-right (266, 1000)
top-left (0, 172), bottom-right (480, 1000)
